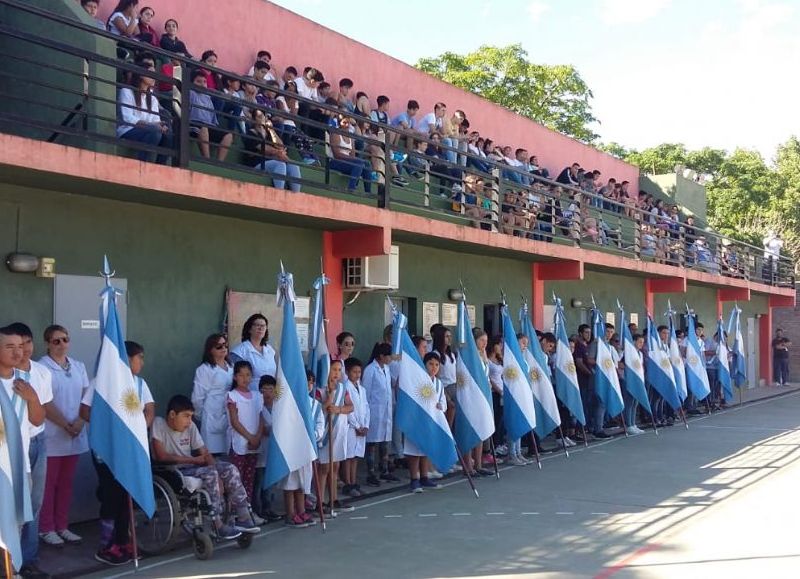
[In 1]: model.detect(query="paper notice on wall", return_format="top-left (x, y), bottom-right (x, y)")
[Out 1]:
top-left (294, 297), bottom-right (310, 319)
top-left (441, 303), bottom-right (458, 327)
top-left (422, 302), bottom-right (440, 337)
top-left (630, 312), bottom-right (639, 326)
top-left (605, 311), bottom-right (616, 326)
top-left (467, 305), bottom-right (477, 328)
top-left (296, 323), bottom-right (309, 352)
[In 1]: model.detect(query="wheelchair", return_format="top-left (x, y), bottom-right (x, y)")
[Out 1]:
top-left (132, 464), bottom-right (254, 560)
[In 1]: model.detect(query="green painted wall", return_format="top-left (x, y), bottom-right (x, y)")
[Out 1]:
top-left (0, 186), bottom-right (321, 409)
top-left (639, 174), bottom-right (708, 224)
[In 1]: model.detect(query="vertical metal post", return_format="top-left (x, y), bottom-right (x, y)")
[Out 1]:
top-left (178, 66), bottom-right (191, 168)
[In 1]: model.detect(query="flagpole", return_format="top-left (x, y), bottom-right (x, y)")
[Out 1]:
top-left (455, 444), bottom-right (480, 499)
top-left (619, 410), bottom-right (629, 438)
top-left (579, 422), bottom-right (589, 447)
top-left (650, 409), bottom-right (659, 436)
top-left (556, 425), bottom-right (570, 458)
top-left (678, 406), bottom-right (689, 429)
top-left (311, 460), bottom-right (327, 531)
top-left (127, 494), bottom-right (140, 571)
top-left (528, 431), bottom-right (542, 470)
top-left (488, 438), bottom-right (501, 479)
top-left (319, 257), bottom-right (336, 516)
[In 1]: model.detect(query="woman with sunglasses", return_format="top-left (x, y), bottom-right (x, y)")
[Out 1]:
top-left (38, 325), bottom-right (88, 547)
top-left (191, 333), bottom-right (234, 455)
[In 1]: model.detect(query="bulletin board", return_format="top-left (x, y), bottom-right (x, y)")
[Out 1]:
top-left (226, 289), bottom-right (311, 352)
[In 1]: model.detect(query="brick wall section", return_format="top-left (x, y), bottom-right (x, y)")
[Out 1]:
top-left (773, 288), bottom-right (800, 379)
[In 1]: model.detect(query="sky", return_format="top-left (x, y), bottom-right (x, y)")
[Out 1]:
top-left (270, 0), bottom-right (800, 163)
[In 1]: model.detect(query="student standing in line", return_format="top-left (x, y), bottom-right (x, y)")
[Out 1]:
top-left (343, 357), bottom-right (369, 498)
top-left (405, 352), bottom-right (445, 493)
top-left (363, 343), bottom-right (397, 486)
top-left (316, 360), bottom-right (353, 514)
top-left (227, 361), bottom-right (264, 520)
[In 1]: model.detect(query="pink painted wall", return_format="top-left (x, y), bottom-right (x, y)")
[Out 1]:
top-left (99, 0), bottom-right (639, 184)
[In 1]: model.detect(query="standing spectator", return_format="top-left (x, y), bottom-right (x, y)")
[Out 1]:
top-left (80, 0), bottom-right (106, 30)
top-left (107, 0), bottom-right (139, 38)
top-left (135, 6), bottom-right (158, 45)
top-left (229, 314), bottom-right (277, 391)
top-left (191, 333), bottom-right (233, 456)
top-left (441, 110), bottom-right (466, 165)
top-left (772, 328), bottom-right (791, 386)
top-left (159, 18), bottom-right (192, 58)
top-left (117, 66), bottom-right (173, 164)
top-left (38, 325), bottom-right (88, 547)
top-left (763, 230), bottom-right (784, 283)
top-left (188, 69), bottom-right (233, 161)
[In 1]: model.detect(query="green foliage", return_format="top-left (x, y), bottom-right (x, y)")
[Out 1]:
top-left (415, 44), bottom-right (598, 142)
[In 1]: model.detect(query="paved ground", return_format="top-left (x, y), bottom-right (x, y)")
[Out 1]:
top-left (75, 385), bottom-right (800, 579)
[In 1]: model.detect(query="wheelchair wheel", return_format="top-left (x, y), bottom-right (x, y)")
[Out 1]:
top-left (134, 475), bottom-right (181, 555)
top-left (193, 531), bottom-right (214, 560)
top-left (237, 533), bottom-right (253, 550)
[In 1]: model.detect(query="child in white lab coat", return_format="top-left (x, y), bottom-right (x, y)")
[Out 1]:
top-left (343, 357), bottom-right (369, 498)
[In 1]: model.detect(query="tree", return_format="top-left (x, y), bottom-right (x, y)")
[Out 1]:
top-left (625, 143), bottom-right (688, 175)
top-left (415, 44), bottom-right (598, 142)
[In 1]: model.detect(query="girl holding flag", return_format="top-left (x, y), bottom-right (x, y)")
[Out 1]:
top-left (316, 360), bottom-right (353, 513)
top-left (405, 352), bottom-right (446, 493)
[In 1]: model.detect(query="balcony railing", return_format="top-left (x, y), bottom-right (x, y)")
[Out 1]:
top-left (0, 0), bottom-right (794, 289)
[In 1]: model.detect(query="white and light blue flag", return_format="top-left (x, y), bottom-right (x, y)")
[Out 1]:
top-left (89, 257), bottom-right (155, 517)
top-left (265, 267), bottom-right (318, 488)
top-left (667, 305), bottom-right (688, 402)
top-left (619, 304), bottom-right (652, 415)
top-left (520, 302), bottom-right (561, 438)
top-left (308, 274), bottom-right (330, 393)
top-left (646, 314), bottom-right (681, 410)
top-left (717, 316), bottom-right (733, 402)
top-left (727, 306), bottom-right (747, 389)
top-left (392, 302), bottom-right (458, 472)
top-left (500, 304), bottom-right (537, 440)
top-left (454, 299), bottom-right (494, 453)
top-left (0, 372), bottom-right (32, 570)
top-left (553, 296), bottom-right (586, 425)
top-left (592, 304), bottom-right (624, 418)
top-left (685, 311), bottom-right (711, 401)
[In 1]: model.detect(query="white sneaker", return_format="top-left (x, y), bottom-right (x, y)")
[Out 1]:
top-left (626, 426), bottom-right (639, 436)
top-left (250, 513), bottom-right (266, 526)
top-left (58, 529), bottom-right (82, 544)
top-left (510, 455), bottom-right (527, 466)
top-left (495, 444), bottom-right (508, 456)
top-left (633, 426), bottom-right (645, 434)
top-left (40, 531), bottom-right (65, 547)
top-left (427, 469), bottom-right (444, 480)
top-left (562, 437), bottom-right (577, 448)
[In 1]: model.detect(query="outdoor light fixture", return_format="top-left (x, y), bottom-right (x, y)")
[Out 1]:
top-left (5, 253), bottom-right (55, 278)
top-left (571, 299), bottom-right (583, 308)
top-left (448, 289), bottom-right (464, 301)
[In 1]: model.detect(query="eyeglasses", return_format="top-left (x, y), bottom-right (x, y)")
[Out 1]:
top-left (214, 343), bottom-right (228, 350)
top-left (50, 337), bottom-right (70, 345)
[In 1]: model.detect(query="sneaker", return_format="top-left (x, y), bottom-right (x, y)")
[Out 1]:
top-left (57, 529), bottom-right (82, 545)
top-left (121, 543), bottom-right (142, 561)
top-left (300, 512), bottom-right (317, 526)
top-left (333, 500), bottom-right (355, 513)
top-left (510, 455), bottom-right (527, 466)
top-left (477, 468), bottom-right (494, 477)
top-left (250, 513), bottom-right (266, 526)
top-left (427, 469), bottom-right (444, 480)
top-left (264, 511), bottom-right (283, 523)
top-left (409, 479), bottom-right (423, 494)
top-left (625, 426), bottom-right (640, 436)
top-left (482, 453), bottom-right (496, 465)
top-left (593, 431), bottom-right (611, 439)
top-left (347, 485), bottom-right (362, 498)
top-left (322, 505), bottom-right (338, 518)
top-left (391, 176), bottom-right (408, 187)
top-left (235, 519), bottom-right (260, 535)
top-left (216, 525), bottom-right (242, 540)
top-left (285, 514), bottom-right (310, 529)
top-left (301, 156), bottom-right (318, 165)
top-left (366, 475), bottom-right (381, 487)
top-left (39, 532), bottom-right (64, 547)
top-left (391, 152), bottom-right (408, 163)
top-left (495, 444), bottom-right (509, 456)
top-left (419, 478), bottom-right (441, 489)
top-left (94, 544), bottom-right (131, 566)
top-left (562, 437), bottom-right (577, 447)
top-left (380, 472), bottom-right (400, 483)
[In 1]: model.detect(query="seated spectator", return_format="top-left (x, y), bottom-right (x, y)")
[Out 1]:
top-left (391, 100), bottom-right (420, 133)
top-left (250, 61), bottom-right (272, 88)
top-left (276, 81), bottom-right (317, 165)
top-left (295, 67), bottom-right (321, 103)
top-left (219, 75), bottom-right (245, 133)
top-left (417, 102), bottom-right (446, 136)
top-left (329, 116), bottom-right (373, 194)
top-left (317, 82), bottom-right (333, 103)
top-left (247, 51), bottom-right (275, 80)
top-left (404, 139), bottom-right (430, 177)
top-left (240, 81), bottom-right (266, 120)
top-left (556, 163), bottom-right (580, 187)
top-left (693, 236), bottom-right (717, 271)
top-left (243, 109), bottom-right (302, 193)
top-left (200, 50), bottom-right (222, 91)
top-left (157, 52), bottom-right (184, 95)
top-left (466, 132), bottom-right (491, 174)
top-left (485, 140), bottom-right (504, 163)
top-left (354, 92), bottom-right (371, 118)
top-left (338, 78), bottom-right (355, 113)
top-left (135, 6), bottom-right (159, 46)
top-left (107, 0), bottom-right (139, 38)
top-left (280, 66), bottom-right (297, 90)
top-left (159, 18), bottom-right (192, 58)
top-left (721, 240), bottom-right (743, 277)
top-left (500, 146), bottom-right (526, 185)
top-left (581, 203), bottom-right (600, 244)
top-left (80, 0), bottom-right (105, 30)
top-left (527, 155), bottom-right (549, 178)
top-left (500, 190), bottom-right (529, 237)
top-left (425, 132), bottom-right (462, 196)
top-left (460, 173), bottom-right (494, 229)
top-left (117, 65), bottom-right (172, 164)
top-left (188, 69), bottom-right (232, 161)
top-left (641, 224), bottom-right (657, 257)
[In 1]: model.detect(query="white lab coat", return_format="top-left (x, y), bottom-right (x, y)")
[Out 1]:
top-left (345, 379), bottom-right (370, 459)
top-left (230, 340), bottom-right (277, 391)
top-left (191, 362), bottom-right (233, 454)
top-left (39, 356), bottom-right (89, 457)
top-left (363, 360), bottom-right (393, 443)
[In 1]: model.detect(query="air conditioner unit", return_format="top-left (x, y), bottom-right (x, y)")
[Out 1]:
top-left (344, 245), bottom-right (399, 290)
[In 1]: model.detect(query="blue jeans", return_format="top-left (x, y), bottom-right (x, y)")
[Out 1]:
top-left (120, 125), bottom-right (173, 164)
top-left (592, 391), bottom-right (606, 434)
top-left (329, 157), bottom-right (372, 192)
top-left (21, 434), bottom-right (47, 566)
top-left (256, 160), bottom-right (302, 192)
top-left (467, 157), bottom-right (491, 174)
top-left (622, 385), bottom-right (637, 427)
top-left (442, 137), bottom-right (458, 164)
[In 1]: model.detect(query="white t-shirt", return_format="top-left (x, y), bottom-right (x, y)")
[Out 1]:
top-left (1, 376), bottom-right (31, 472)
top-left (416, 112), bottom-right (440, 135)
top-left (764, 236), bottom-right (783, 259)
top-left (294, 76), bottom-right (318, 101)
top-left (227, 389), bottom-right (262, 455)
top-left (151, 417), bottom-right (204, 459)
top-left (19, 360), bottom-right (53, 438)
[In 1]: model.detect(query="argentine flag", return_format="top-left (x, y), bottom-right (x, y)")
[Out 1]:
top-left (592, 307), bottom-right (624, 418)
top-left (646, 314), bottom-right (681, 410)
top-left (0, 376), bottom-right (32, 570)
top-left (727, 306), bottom-right (747, 388)
top-left (553, 297), bottom-right (586, 425)
top-left (520, 304), bottom-right (561, 438)
top-left (308, 274), bottom-right (330, 391)
top-left (716, 316), bottom-right (733, 402)
top-left (619, 306), bottom-right (652, 415)
top-left (453, 300), bottom-right (494, 453)
top-left (265, 268), bottom-right (318, 488)
top-left (685, 313), bottom-right (711, 401)
top-left (89, 263), bottom-right (155, 517)
top-left (667, 313), bottom-right (688, 402)
top-left (500, 305), bottom-right (537, 440)
top-left (392, 305), bottom-right (457, 472)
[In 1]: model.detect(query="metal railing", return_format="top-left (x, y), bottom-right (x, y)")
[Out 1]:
top-left (0, 0), bottom-right (794, 288)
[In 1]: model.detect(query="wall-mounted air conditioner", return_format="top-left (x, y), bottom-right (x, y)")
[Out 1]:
top-left (344, 245), bottom-right (399, 290)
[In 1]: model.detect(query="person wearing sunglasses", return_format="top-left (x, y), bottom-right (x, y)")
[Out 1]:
top-left (38, 325), bottom-right (88, 547)
top-left (191, 333), bottom-right (234, 455)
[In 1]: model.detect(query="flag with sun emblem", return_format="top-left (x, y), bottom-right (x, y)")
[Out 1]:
top-left (0, 371), bottom-right (31, 570)
top-left (717, 316), bottom-right (733, 402)
top-left (391, 301), bottom-right (457, 472)
top-left (519, 303), bottom-right (561, 438)
top-left (646, 314), bottom-right (681, 410)
top-left (500, 304), bottom-right (537, 440)
top-left (308, 274), bottom-right (330, 397)
top-left (265, 267), bottom-right (318, 488)
top-left (88, 258), bottom-right (155, 517)
top-left (453, 298), bottom-right (494, 454)
top-left (685, 311), bottom-right (711, 401)
top-left (591, 305), bottom-right (624, 418)
top-left (727, 305), bottom-right (747, 389)
top-left (667, 307), bottom-right (688, 402)
top-left (619, 304), bottom-right (652, 415)
top-left (553, 296), bottom-right (586, 425)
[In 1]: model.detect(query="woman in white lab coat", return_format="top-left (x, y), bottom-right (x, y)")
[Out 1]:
top-left (38, 325), bottom-right (89, 546)
top-left (191, 333), bottom-right (233, 455)
top-left (230, 314), bottom-right (277, 391)
top-left (362, 342), bottom-right (397, 486)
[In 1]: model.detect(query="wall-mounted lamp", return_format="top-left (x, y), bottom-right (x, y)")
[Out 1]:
top-left (448, 289), bottom-right (464, 302)
top-left (571, 298), bottom-right (583, 308)
top-left (5, 253), bottom-right (55, 278)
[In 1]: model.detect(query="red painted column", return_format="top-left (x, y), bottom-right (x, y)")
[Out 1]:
top-left (322, 232), bottom-right (343, 349)
top-left (760, 307), bottom-right (772, 383)
top-left (532, 273), bottom-right (545, 330)
top-left (531, 261), bottom-right (583, 329)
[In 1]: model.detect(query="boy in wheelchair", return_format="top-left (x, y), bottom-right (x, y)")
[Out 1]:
top-left (151, 395), bottom-right (260, 540)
